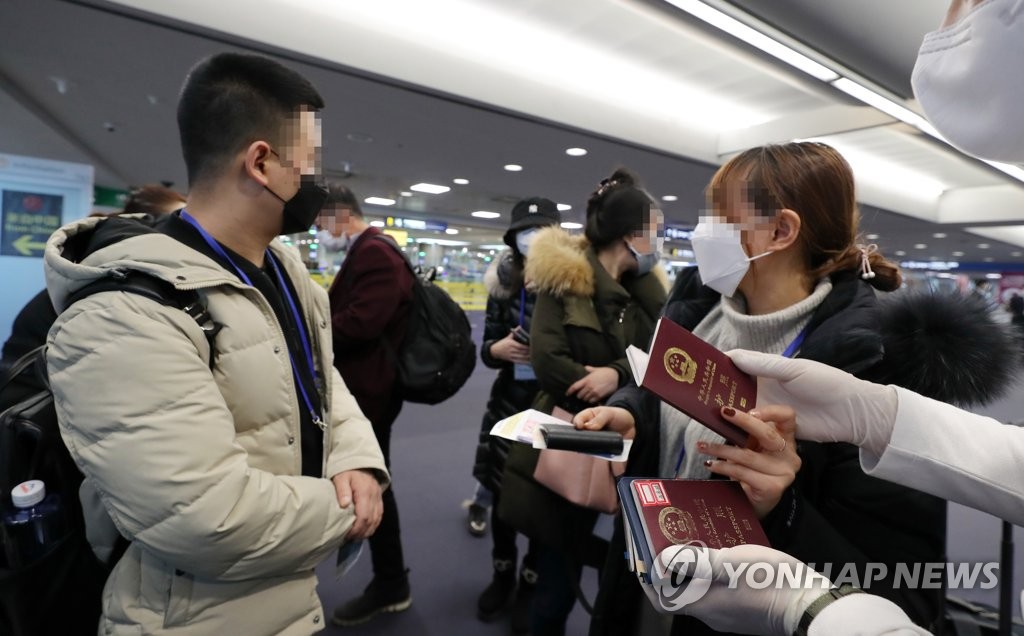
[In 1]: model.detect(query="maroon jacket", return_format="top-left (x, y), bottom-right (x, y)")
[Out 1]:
top-left (328, 227), bottom-right (414, 423)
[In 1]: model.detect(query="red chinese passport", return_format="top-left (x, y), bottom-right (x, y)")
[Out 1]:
top-left (630, 479), bottom-right (769, 553)
top-left (626, 317), bottom-right (756, 447)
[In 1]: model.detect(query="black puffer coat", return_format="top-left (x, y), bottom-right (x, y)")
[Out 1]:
top-left (472, 251), bottom-right (541, 494)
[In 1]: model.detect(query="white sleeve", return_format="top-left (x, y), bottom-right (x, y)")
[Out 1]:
top-left (809, 593), bottom-right (932, 635)
top-left (860, 386), bottom-right (1024, 526)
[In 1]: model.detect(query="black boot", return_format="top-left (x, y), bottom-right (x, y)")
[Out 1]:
top-left (332, 569), bottom-right (412, 627)
top-left (510, 564), bottom-right (537, 634)
top-left (477, 558), bottom-right (517, 621)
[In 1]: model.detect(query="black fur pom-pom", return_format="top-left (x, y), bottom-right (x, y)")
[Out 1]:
top-left (874, 290), bottom-right (1022, 407)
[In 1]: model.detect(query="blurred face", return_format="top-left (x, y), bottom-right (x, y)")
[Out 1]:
top-left (626, 206), bottom-right (665, 254)
top-left (318, 205), bottom-right (355, 237)
top-left (269, 108), bottom-right (322, 195)
top-left (707, 178), bottom-right (778, 257)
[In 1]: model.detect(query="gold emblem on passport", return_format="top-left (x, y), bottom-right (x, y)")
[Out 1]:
top-left (659, 506), bottom-right (698, 544)
top-left (664, 347), bottom-right (697, 384)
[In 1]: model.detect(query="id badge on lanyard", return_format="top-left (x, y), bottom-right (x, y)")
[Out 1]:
top-left (514, 287), bottom-right (536, 381)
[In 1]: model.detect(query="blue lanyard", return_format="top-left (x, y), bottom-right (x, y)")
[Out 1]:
top-left (180, 210), bottom-right (323, 428)
top-left (673, 323), bottom-right (811, 476)
top-left (519, 288), bottom-right (526, 327)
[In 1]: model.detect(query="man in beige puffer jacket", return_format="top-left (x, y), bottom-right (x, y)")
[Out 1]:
top-left (43, 52), bottom-right (388, 635)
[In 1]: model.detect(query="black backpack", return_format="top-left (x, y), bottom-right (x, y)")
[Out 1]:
top-left (371, 236), bottom-right (476, 404)
top-left (0, 272), bottom-right (216, 636)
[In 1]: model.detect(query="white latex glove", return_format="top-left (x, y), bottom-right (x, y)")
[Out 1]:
top-left (727, 350), bottom-right (898, 456)
top-left (641, 543), bottom-right (833, 636)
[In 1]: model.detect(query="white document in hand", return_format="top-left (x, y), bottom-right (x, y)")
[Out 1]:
top-left (625, 345), bottom-right (650, 385)
top-left (489, 409), bottom-right (632, 462)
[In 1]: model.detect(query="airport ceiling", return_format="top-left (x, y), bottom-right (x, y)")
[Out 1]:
top-left (2, 0), bottom-right (1024, 266)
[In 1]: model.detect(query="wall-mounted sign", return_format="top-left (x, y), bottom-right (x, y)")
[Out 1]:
top-left (1, 190), bottom-right (63, 257)
top-left (385, 216), bottom-right (448, 232)
top-left (664, 226), bottom-right (693, 241)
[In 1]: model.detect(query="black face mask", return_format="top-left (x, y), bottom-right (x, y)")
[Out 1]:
top-left (266, 175), bottom-right (329, 235)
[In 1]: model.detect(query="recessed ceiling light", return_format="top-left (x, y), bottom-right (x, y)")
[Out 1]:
top-left (400, 191), bottom-right (413, 197)
top-left (370, 220), bottom-right (385, 228)
top-left (914, 243), bottom-right (927, 249)
top-left (984, 257), bottom-right (995, 262)
top-left (445, 228), bottom-right (460, 235)
top-left (410, 183), bottom-right (450, 194)
top-left (364, 196), bottom-right (396, 206)
top-left (662, 195), bottom-right (678, 202)
top-left (895, 250), bottom-right (906, 256)
top-left (932, 233), bottom-right (947, 239)
top-left (560, 222), bottom-right (583, 230)
top-left (978, 243), bottom-right (991, 249)
top-left (453, 178), bottom-right (469, 185)
top-left (346, 132), bottom-right (374, 143)
top-left (472, 211), bottom-right (501, 219)
top-left (986, 272), bottom-right (1003, 279)
top-left (1014, 251), bottom-right (1023, 257)
top-left (565, 147), bottom-right (587, 157)
top-left (49, 76), bottom-right (70, 95)
top-left (557, 203), bottom-right (572, 212)
top-left (865, 234), bottom-right (880, 240)
top-left (952, 251), bottom-right (965, 257)
top-left (503, 164), bottom-right (523, 172)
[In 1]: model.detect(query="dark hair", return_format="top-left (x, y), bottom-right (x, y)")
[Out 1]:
top-left (325, 182), bottom-right (362, 216)
top-left (709, 142), bottom-right (901, 292)
top-left (584, 168), bottom-right (655, 249)
top-left (177, 52), bottom-right (324, 186)
top-left (123, 184), bottom-right (186, 216)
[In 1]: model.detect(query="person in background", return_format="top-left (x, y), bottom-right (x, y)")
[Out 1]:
top-left (315, 202), bottom-right (348, 273)
top-left (43, 52), bottom-right (386, 635)
top-left (501, 168), bottom-right (668, 636)
top-left (1, 184), bottom-right (186, 410)
top-left (327, 182), bottom-right (417, 627)
top-left (579, 143), bottom-right (947, 635)
top-left (120, 184), bottom-right (186, 216)
top-left (471, 197), bottom-right (562, 633)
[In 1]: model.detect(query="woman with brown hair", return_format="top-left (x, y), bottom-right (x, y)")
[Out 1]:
top-left (582, 142), bottom-right (947, 636)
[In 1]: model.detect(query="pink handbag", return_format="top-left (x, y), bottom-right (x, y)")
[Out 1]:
top-left (532, 407), bottom-right (625, 514)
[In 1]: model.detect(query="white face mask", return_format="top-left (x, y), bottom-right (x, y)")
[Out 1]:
top-left (690, 220), bottom-right (772, 297)
top-left (515, 227), bottom-right (541, 256)
top-left (912, 0), bottom-right (1024, 163)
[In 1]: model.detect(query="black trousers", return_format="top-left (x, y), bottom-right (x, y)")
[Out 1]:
top-left (361, 391), bottom-right (406, 581)
top-left (491, 490), bottom-right (538, 570)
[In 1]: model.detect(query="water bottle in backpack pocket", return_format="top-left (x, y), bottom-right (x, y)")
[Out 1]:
top-left (2, 480), bottom-right (69, 569)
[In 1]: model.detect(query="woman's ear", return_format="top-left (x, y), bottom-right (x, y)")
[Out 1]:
top-left (770, 209), bottom-right (802, 251)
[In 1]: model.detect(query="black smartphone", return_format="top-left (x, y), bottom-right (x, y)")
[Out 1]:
top-left (511, 326), bottom-right (530, 345)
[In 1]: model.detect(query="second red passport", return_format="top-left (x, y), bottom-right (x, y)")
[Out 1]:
top-left (631, 479), bottom-right (770, 553)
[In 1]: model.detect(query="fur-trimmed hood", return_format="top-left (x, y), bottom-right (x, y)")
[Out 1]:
top-left (523, 226), bottom-right (668, 298)
top-left (870, 289), bottom-right (1020, 408)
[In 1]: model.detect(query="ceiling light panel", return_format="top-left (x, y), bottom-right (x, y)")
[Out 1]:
top-left (410, 183), bottom-right (450, 194)
top-left (661, 0), bottom-right (838, 82)
top-left (110, 0), bottom-right (803, 164)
